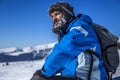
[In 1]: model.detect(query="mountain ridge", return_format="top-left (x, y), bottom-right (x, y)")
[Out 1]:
top-left (0, 43), bottom-right (56, 62)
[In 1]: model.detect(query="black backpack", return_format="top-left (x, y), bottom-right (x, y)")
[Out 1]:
top-left (88, 23), bottom-right (119, 80)
top-left (76, 14), bottom-right (119, 80)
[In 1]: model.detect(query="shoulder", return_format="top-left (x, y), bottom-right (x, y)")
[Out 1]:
top-left (66, 14), bottom-right (93, 32)
top-left (76, 14), bottom-right (93, 24)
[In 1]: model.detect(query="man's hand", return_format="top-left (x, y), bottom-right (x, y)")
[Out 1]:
top-left (30, 70), bottom-right (48, 80)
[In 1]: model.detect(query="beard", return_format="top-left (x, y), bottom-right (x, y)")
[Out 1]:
top-left (52, 16), bottom-right (67, 34)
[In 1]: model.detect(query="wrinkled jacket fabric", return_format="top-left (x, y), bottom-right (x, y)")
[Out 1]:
top-left (41, 14), bottom-right (107, 80)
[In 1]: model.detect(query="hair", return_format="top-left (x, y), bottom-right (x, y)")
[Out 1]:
top-left (48, 2), bottom-right (74, 16)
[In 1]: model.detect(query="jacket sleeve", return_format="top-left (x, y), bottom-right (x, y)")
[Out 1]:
top-left (41, 21), bottom-right (98, 77)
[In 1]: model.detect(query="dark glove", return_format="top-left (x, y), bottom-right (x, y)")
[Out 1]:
top-left (30, 70), bottom-right (48, 80)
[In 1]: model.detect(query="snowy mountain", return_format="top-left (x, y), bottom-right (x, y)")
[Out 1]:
top-left (0, 43), bottom-right (55, 62)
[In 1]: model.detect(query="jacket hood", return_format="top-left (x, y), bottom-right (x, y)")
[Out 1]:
top-left (79, 14), bottom-right (93, 24)
top-left (66, 14), bottom-right (93, 33)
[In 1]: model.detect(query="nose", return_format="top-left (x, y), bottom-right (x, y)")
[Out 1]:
top-left (52, 15), bottom-right (56, 21)
top-left (52, 16), bottom-right (58, 24)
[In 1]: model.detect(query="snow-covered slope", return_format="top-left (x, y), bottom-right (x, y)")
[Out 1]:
top-left (0, 60), bottom-right (44, 80)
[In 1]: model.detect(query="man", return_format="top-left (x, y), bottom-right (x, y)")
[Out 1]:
top-left (30, 2), bottom-right (107, 80)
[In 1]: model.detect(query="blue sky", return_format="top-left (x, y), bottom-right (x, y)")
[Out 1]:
top-left (0, 0), bottom-right (120, 48)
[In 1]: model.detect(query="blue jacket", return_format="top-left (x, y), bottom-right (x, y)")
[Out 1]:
top-left (41, 14), bottom-right (107, 80)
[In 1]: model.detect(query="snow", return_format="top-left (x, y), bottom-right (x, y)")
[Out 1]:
top-left (34, 43), bottom-right (55, 50)
top-left (0, 43), bottom-right (55, 56)
top-left (0, 47), bottom-right (18, 53)
top-left (23, 47), bottom-right (33, 53)
top-left (0, 60), bottom-right (45, 80)
top-left (118, 37), bottom-right (120, 43)
top-left (8, 52), bottom-right (25, 56)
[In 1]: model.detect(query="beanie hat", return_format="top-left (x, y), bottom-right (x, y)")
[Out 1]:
top-left (49, 2), bottom-right (74, 17)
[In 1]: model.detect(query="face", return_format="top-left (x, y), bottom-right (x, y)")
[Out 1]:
top-left (51, 11), bottom-right (64, 29)
top-left (50, 11), bottom-right (67, 34)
